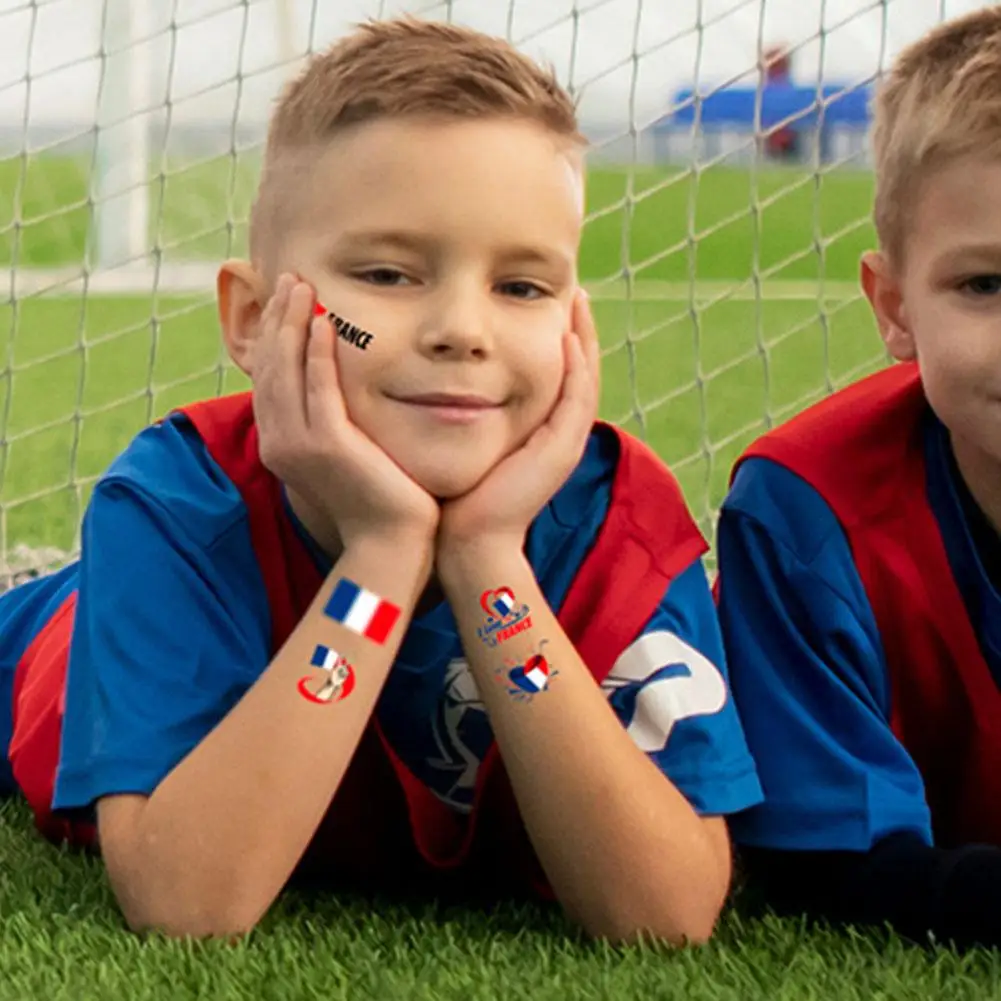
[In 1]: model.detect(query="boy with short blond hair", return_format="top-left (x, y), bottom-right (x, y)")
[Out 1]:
top-left (1, 18), bottom-right (760, 942)
top-left (718, 5), bottom-right (1001, 950)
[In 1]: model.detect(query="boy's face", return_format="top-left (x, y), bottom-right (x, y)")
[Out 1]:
top-left (277, 116), bottom-right (583, 499)
top-left (863, 156), bottom-right (1001, 471)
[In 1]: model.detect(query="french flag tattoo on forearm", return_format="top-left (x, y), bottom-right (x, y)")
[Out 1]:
top-left (324, 578), bottom-right (401, 645)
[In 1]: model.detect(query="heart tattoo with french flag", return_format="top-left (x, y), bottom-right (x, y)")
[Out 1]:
top-left (508, 653), bottom-right (551, 693)
top-left (324, 578), bottom-right (401, 645)
top-left (480, 587), bottom-right (517, 619)
top-left (476, 586), bottom-right (532, 647)
top-left (497, 642), bottom-right (557, 701)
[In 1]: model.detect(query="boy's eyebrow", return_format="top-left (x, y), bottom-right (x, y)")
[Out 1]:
top-left (336, 230), bottom-right (438, 254)
top-left (934, 242), bottom-right (1001, 267)
top-left (494, 245), bottom-right (575, 270)
top-left (334, 229), bottom-right (574, 269)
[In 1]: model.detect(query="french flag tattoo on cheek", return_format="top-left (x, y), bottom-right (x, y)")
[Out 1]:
top-left (313, 301), bottom-right (375, 351)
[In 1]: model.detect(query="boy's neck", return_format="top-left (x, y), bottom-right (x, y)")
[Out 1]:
top-left (950, 431), bottom-right (1001, 540)
top-left (285, 486), bottom-right (344, 563)
top-left (285, 485), bottom-right (445, 616)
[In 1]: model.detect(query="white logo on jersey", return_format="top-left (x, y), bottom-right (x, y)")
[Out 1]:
top-left (601, 631), bottom-right (728, 753)
top-left (426, 657), bottom-right (486, 812)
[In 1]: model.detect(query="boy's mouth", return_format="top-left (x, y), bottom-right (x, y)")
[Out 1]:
top-left (389, 391), bottom-right (504, 424)
top-left (396, 392), bottom-right (500, 408)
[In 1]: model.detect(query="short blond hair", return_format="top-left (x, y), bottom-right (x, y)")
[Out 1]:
top-left (872, 6), bottom-right (1001, 264)
top-left (249, 17), bottom-right (583, 269)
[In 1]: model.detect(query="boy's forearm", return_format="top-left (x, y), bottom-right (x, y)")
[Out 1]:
top-left (119, 531), bottom-right (433, 938)
top-left (437, 543), bottom-right (731, 946)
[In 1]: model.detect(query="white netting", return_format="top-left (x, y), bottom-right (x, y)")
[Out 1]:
top-left (0, 0), bottom-right (974, 575)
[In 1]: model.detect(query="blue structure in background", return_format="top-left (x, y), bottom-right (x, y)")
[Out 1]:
top-left (656, 83), bottom-right (873, 165)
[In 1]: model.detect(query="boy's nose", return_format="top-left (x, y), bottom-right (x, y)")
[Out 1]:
top-left (420, 294), bottom-right (492, 359)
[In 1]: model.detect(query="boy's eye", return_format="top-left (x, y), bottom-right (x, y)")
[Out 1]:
top-left (357, 268), bottom-right (412, 286)
top-left (498, 280), bottom-right (546, 300)
top-left (961, 274), bottom-right (1001, 296)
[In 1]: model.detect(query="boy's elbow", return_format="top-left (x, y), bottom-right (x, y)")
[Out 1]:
top-left (122, 893), bottom-right (263, 940)
top-left (100, 796), bottom-right (273, 940)
top-left (112, 860), bottom-right (265, 940)
top-left (575, 845), bottom-right (731, 947)
top-left (580, 899), bottom-right (721, 948)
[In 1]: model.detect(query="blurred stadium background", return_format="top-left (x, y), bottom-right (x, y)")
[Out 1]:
top-left (0, 0), bottom-right (983, 573)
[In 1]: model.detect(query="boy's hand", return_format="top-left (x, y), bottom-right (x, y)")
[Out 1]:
top-left (252, 274), bottom-right (440, 550)
top-left (437, 289), bottom-right (600, 562)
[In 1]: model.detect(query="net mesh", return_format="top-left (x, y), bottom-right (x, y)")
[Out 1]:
top-left (0, 0), bottom-right (969, 579)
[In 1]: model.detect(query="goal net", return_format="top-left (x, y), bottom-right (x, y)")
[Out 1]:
top-left (0, 0), bottom-right (966, 580)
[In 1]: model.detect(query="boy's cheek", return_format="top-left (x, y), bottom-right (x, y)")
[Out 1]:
top-left (333, 337), bottom-right (372, 399)
top-left (525, 327), bottom-right (568, 386)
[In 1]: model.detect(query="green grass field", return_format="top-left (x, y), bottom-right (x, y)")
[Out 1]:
top-left (0, 156), bottom-right (965, 1001)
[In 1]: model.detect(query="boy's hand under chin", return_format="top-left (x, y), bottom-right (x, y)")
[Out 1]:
top-left (436, 289), bottom-right (600, 570)
top-left (252, 274), bottom-right (440, 556)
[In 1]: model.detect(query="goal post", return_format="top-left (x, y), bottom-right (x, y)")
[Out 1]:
top-left (0, 0), bottom-right (959, 579)
top-left (94, 0), bottom-right (150, 271)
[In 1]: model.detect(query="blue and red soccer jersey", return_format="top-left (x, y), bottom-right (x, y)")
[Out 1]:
top-left (0, 407), bottom-right (761, 864)
top-left (718, 364), bottom-right (1001, 852)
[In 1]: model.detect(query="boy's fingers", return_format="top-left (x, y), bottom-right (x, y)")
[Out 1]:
top-left (251, 275), bottom-right (285, 377)
top-left (269, 279), bottom-right (312, 430)
top-left (304, 312), bottom-right (349, 433)
top-left (572, 289), bottom-right (601, 393)
top-left (561, 298), bottom-right (598, 417)
top-left (250, 278), bottom-right (289, 427)
top-left (533, 331), bottom-right (592, 466)
top-left (253, 273), bottom-right (297, 380)
top-left (561, 330), bottom-right (596, 429)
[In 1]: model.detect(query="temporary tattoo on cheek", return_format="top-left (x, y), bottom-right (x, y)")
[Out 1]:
top-left (494, 642), bottom-right (557, 702)
top-left (313, 302), bottom-right (375, 350)
top-left (298, 644), bottom-right (356, 704)
top-left (476, 587), bottom-right (533, 648)
top-left (324, 578), bottom-right (401, 644)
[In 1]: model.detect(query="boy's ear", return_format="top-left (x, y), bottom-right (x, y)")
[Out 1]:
top-left (860, 250), bottom-right (916, 362)
top-left (217, 259), bottom-right (267, 376)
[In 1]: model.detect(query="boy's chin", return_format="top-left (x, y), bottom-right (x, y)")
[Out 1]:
top-left (405, 461), bottom-right (493, 501)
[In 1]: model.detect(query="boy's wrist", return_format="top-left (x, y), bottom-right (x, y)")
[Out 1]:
top-left (341, 528), bottom-right (436, 575)
top-left (435, 535), bottom-right (526, 587)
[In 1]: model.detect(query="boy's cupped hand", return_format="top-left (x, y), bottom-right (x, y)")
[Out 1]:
top-left (251, 274), bottom-right (440, 551)
top-left (437, 289), bottom-right (601, 562)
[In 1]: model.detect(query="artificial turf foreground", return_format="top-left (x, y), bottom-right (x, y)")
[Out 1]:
top-left (1, 793), bottom-right (1000, 1000)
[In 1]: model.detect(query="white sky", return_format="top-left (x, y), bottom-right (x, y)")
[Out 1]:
top-left (0, 0), bottom-right (996, 132)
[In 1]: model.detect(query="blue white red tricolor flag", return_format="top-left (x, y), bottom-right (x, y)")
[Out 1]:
top-left (508, 653), bottom-right (551, 693)
top-left (324, 578), bottom-right (401, 644)
top-left (310, 644), bottom-right (340, 673)
top-left (480, 587), bottom-right (517, 620)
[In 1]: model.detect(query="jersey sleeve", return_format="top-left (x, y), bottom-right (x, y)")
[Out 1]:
top-left (52, 416), bottom-right (273, 815)
top-left (601, 557), bottom-right (763, 817)
top-left (717, 457), bottom-right (932, 851)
